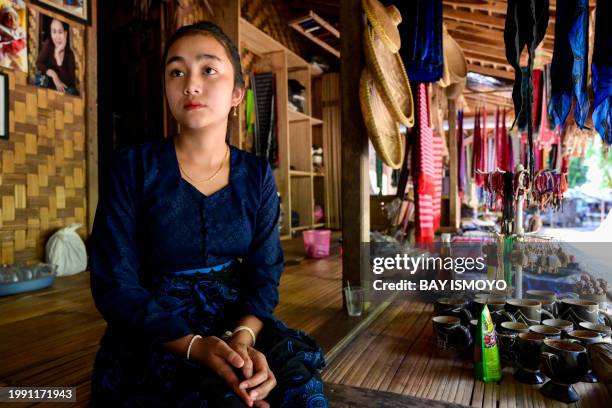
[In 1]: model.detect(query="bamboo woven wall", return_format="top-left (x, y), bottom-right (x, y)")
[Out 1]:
top-left (0, 69), bottom-right (87, 266)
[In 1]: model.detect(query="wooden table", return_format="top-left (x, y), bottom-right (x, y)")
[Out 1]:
top-left (323, 299), bottom-right (612, 408)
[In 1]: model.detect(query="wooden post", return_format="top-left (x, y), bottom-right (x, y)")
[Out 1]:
top-left (340, 0), bottom-right (369, 306)
top-left (211, 0), bottom-right (240, 147)
top-left (86, 0), bottom-right (98, 235)
top-left (447, 99), bottom-right (460, 229)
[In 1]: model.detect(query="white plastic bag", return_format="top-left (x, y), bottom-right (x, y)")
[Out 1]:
top-left (45, 223), bottom-right (87, 276)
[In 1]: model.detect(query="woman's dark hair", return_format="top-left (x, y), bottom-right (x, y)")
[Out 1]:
top-left (162, 21), bottom-right (244, 89)
top-left (42, 16), bottom-right (71, 47)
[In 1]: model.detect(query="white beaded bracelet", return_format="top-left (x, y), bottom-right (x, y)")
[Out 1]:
top-left (186, 334), bottom-right (202, 360)
top-left (232, 326), bottom-right (256, 347)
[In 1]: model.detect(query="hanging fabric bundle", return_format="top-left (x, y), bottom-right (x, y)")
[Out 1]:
top-left (592, 0), bottom-right (612, 145)
top-left (392, 0), bottom-right (444, 82)
top-left (549, 0), bottom-right (590, 129)
top-left (504, 0), bottom-right (549, 180)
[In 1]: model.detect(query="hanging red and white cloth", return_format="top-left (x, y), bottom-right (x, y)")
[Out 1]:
top-left (414, 83), bottom-right (435, 243)
top-left (432, 133), bottom-right (444, 231)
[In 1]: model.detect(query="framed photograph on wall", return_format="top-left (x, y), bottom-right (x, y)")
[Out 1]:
top-left (28, 9), bottom-right (84, 96)
top-left (0, 71), bottom-right (8, 139)
top-left (32, 0), bottom-right (91, 25)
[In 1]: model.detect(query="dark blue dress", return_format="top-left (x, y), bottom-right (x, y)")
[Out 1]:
top-left (87, 136), bottom-right (328, 407)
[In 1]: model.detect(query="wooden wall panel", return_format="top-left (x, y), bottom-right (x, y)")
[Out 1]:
top-left (0, 69), bottom-right (87, 266)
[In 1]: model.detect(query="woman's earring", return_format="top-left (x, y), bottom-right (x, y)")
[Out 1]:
top-left (232, 106), bottom-right (237, 117)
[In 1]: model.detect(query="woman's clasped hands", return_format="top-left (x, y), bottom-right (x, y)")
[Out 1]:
top-left (196, 335), bottom-right (277, 407)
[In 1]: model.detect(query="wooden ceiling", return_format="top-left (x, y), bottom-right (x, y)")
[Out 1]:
top-left (285, 0), bottom-right (597, 116)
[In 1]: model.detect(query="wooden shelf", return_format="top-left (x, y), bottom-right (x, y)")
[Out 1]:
top-left (312, 223), bottom-right (325, 228)
top-left (311, 117), bottom-right (323, 125)
top-left (240, 18), bottom-right (284, 55)
top-left (287, 50), bottom-right (309, 70)
top-left (291, 225), bottom-right (311, 233)
top-left (280, 234), bottom-right (292, 241)
top-left (290, 170), bottom-right (312, 177)
top-left (289, 11), bottom-right (340, 58)
top-left (287, 109), bottom-right (323, 126)
top-left (288, 109), bottom-right (311, 122)
top-left (237, 16), bottom-right (330, 240)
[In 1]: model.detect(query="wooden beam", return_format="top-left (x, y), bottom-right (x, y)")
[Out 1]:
top-left (443, 0), bottom-right (507, 15)
top-left (448, 28), bottom-right (554, 52)
top-left (464, 93), bottom-right (514, 108)
top-left (454, 39), bottom-right (508, 61)
top-left (448, 29), bottom-right (506, 48)
top-left (340, 0), bottom-right (369, 305)
top-left (443, 6), bottom-right (555, 39)
top-left (463, 51), bottom-right (511, 68)
top-left (467, 63), bottom-right (515, 80)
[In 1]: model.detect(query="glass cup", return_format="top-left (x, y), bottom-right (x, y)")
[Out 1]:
top-left (344, 286), bottom-right (365, 316)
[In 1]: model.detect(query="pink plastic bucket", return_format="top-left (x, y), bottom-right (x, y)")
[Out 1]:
top-left (302, 229), bottom-right (331, 258)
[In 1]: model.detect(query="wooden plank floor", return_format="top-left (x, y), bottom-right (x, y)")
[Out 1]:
top-left (323, 299), bottom-right (612, 408)
top-left (0, 236), bottom-right (353, 407)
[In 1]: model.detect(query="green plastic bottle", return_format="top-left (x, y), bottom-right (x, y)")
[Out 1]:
top-left (473, 305), bottom-right (502, 382)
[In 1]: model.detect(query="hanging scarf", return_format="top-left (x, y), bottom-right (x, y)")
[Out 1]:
top-left (458, 110), bottom-right (465, 196)
top-left (482, 107), bottom-right (488, 172)
top-left (550, 0), bottom-right (589, 130)
top-left (532, 69), bottom-right (544, 132)
top-left (538, 67), bottom-right (556, 154)
top-left (433, 134), bottom-right (444, 231)
top-left (505, 0), bottom-right (549, 181)
top-left (472, 108), bottom-right (486, 186)
top-left (499, 109), bottom-right (510, 171)
top-left (488, 111), bottom-right (496, 172)
top-left (543, 64), bottom-right (555, 130)
top-left (414, 83), bottom-right (435, 242)
top-left (495, 107), bottom-right (501, 169)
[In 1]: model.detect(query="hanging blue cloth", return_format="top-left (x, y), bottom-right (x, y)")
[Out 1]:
top-left (383, 0), bottom-right (443, 82)
top-left (592, 0), bottom-right (612, 145)
top-left (549, 0), bottom-right (590, 129)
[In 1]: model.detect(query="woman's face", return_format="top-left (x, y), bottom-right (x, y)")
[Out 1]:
top-left (164, 34), bottom-right (243, 132)
top-left (50, 19), bottom-right (67, 51)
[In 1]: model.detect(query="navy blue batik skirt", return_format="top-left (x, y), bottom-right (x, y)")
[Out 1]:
top-left (90, 262), bottom-right (328, 408)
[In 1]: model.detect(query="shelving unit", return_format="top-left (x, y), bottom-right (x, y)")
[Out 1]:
top-left (239, 18), bottom-right (328, 238)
